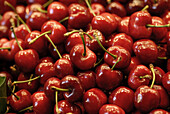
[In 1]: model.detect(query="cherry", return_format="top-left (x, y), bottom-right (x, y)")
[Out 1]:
top-left (91, 0), bottom-right (107, 6)
top-left (9, 89), bottom-right (32, 111)
top-left (89, 3), bottom-right (105, 17)
top-left (83, 88), bottom-right (107, 114)
top-left (47, 1), bottom-right (68, 21)
top-left (128, 65), bottom-right (152, 90)
top-left (41, 20), bottom-right (67, 44)
top-left (162, 10), bottom-right (170, 31)
top-left (91, 12), bottom-right (117, 36)
top-left (38, 56), bottom-right (54, 63)
top-left (149, 109), bottom-right (169, 114)
top-left (16, 5), bottom-right (26, 21)
top-left (26, 0), bottom-right (48, 5)
top-left (154, 66), bottom-right (165, 84)
top-left (111, 13), bottom-right (122, 24)
top-left (106, 1), bottom-right (126, 17)
top-left (0, 25), bottom-right (9, 38)
top-left (60, 75), bottom-right (84, 103)
top-left (162, 72), bottom-right (170, 94)
top-left (133, 39), bottom-right (158, 64)
top-left (99, 104), bottom-right (125, 114)
top-left (96, 63), bottom-right (123, 90)
top-left (77, 70), bottom-right (96, 91)
top-left (0, 0), bottom-right (16, 14)
top-left (31, 91), bottom-right (52, 114)
top-left (117, 16), bottom-right (130, 35)
top-left (62, 53), bottom-right (71, 61)
top-left (54, 100), bottom-right (81, 114)
top-left (108, 86), bottom-right (134, 113)
top-left (26, 11), bottom-right (48, 31)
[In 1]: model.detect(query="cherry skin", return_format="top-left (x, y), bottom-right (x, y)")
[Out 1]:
top-left (16, 5), bottom-right (26, 21)
top-left (60, 75), bottom-right (84, 103)
top-left (99, 104), bottom-right (125, 114)
top-left (106, 1), bottom-right (126, 17)
top-left (41, 20), bottom-right (67, 44)
top-left (54, 100), bottom-right (81, 114)
top-left (134, 85), bottom-right (160, 113)
top-left (47, 1), bottom-right (68, 21)
top-left (104, 45), bottom-right (131, 69)
top-left (0, 0), bottom-right (16, 14)
top-left (133, 39), bottom-right (158, 64)
top-left (96, 63), bottom-right (123, 90)
top-left (26, 0), bottom-right (47, 5)
top-left (31, 91), bottom-right (52, 114)
top-left (26, 12), bottom-right (49, 31)
top-left (77, 70), bottom-right (96, 91)
top-left (128, 65), bottom-right (152, 90)
top-left (54, 58), bottom-right (74, 79)
top-left (129, 10), bottom-right (152, 40)
top-left (83, 88), bottom-right (107, 114)
top-left (154, 66), bottom-right (165, 85)
top-left (117, 16), bottom-right (130, 35)
top-left (0, 25), bottom-right (9, 38)
top-left (70, 44), bottom-right (97, 70)
top-left (15, 49), bottom-right (39, 73)
top-left (38, 56), bottom-right (54, 64)
top-left (162, 72), bottom-right (170, 94)
top-left (89, 3), bottom-right (105, 17)
top-left (9, 89), bottom-right (32, 111)
top-left (149, 109), bottom-right (169, 114)
top-left (108, 86), bottom-right (134, 113)
top-left (162, 10), bottom-right (170, 31)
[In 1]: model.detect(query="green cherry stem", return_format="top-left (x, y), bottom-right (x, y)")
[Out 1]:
top-left (8, 84), bottom-right (20, 100)
top-left (94, 32), bottom-right (117, 59)
top-left (0, 47), bottom-right (11, 50)
top-left (146, 24), bottom-right (170, 28)
top-left (139, 75), bottom-right (152, 79)
top-left (157, 56), bottom-right (168, 60)
top-left (55, 91), bottom-right (60, 114)
top-left (83, 32), bottom-right (93, 40)
top-left (43, 0), bottom-right (53, 8)
top-left (10, 18), bottom-right (15, 27)
top-left (94, 57), bottom-right (104, 67)
top-left (85, 0), bottom-right (96, 17)
top-left (28, 74), bottom-right (34, 85)
top-left (150, 64), bottom-right (155, 89)
top-left (64, 30), bottom-right (81, 37)
top-left (111, 57), bottom-right (121, 70)
top-left (141, 5), bottom-right (149, 11)
top-left (4, 1), bottom-right (17, 13)
top-left (18, 105), bottom-right (33, 113)
top-left (59, 16), bottom-right (69, 23)
top-left (36, 7), bottom-right (48, 13)
top-left (45, 34), bottom-right (62, 59)
top-left (79, 31), bottom-right (86, 56)
top-left (10, 26), bottom-right (23, 50)
top-left (51, 86), bottom-right (70, 92)
top-left (11, 76), bottom-right (40, 86)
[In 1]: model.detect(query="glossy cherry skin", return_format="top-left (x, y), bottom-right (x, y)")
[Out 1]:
top-left (31, 91), bottom-right (52, 114)
top-left (89, 3), bottom-right (105, 17)
top-left (99, 104), bottom-right (125, 114)
top-left (149, 109), bottom-right (169, 114)
top-left (60, 75), bottom-right (84, 103)
top-left (25, 30), bottom-right (48, 56)
top-left (14, 49), bottom-right (39, 73)
top-left (26, 0), bottom-right (47, 5)
top-left (109, 86), bottom-right (134, 113)
top-left (85, 29), bottom-right (105, 52)
top-left (117, 17), bottom-right (130, 35)
top-left (0, 25), bottom-right (9, 38)
top-left (54, 100), bottom-right (81, 114)
top-left (106, 1), bottom-right (126, 17)
top-left (91, 12), bottom-right (117, 36)
top-left (16, 73), bottom-right (40, 93)
top-left (77, 71), bottom-right (96, 91)
top-left (47, 2), bottom-right (68, 21)
top-left (104, 46), bottom-right (131, 69)
top-left (16, 5), bottom-right (26, 21)
top-left (83, 88), bottom-right (107, 114)
top-left (162, 10), bottom-right (170, 31)
top-left (162, 72), bottom-right (170, 94)
top-left (128, 65), bottom-right (152, 90)
top-left (26, 12), bottom-right (49, 31)
top-left (62, 53), bottom-right (71, 61)
top-left (129, 11), bottom-right (152, 40)
top-left (96, 63), bottom-right (123, 90)
top-left (9, 89), bottom-right (32, 111)
top-left (134, 85), bottom-right (160, 113)
top-left (38, 56), bottom-right (54, 64)
top-left (150, 16), bottom-right (168, 42)
top-left (133, 39), bottom-right (158, 64)
top-left (153, 85), bottom-right (169, 109)
top-left (70, 44), bottom-right (97, 70)
top-left (8, 24), bottom-right (31, 40)
top-left (0, 0), bottom-right (16, 14)
top-left (41, 20), bottom-right (67, 44)
top-left (154, 67), bottom-right (165, 85)
top-left (167, 31), bottom-right (170, 56)
top-left (44, 77), bottom-right (62, 101)
top-left (68, 3), bottom-right (91, 29)
top-left (54, 58), bottom-right (74, 79)
top-left (106, 33), bottom-right (133, 54)
top-left (35, 61), bottom-right (56, 85)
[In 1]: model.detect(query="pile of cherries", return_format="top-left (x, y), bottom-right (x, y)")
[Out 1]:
top-left (0, 0), bottom-right (170, 114)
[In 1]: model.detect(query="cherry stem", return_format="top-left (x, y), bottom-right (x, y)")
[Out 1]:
top-left (0, 15), bottom-right (2, 20)
top-left (43, 0), bottom-right (53, 8)
top-left (157, 57), bottom-right (167, 60)
top-left (51, 86), bottom-right (70, 92)
top-left (150, 64), bottom-right (155, 89)
top-left (141, 5), bottom-right (149, 11)
top-left (55, 91), bottom-right (60, 114)
top-left (18, 105), bottom-right (33, 113)
top-left (29, 30), bottom-right (51, 44)
top-left (4, 1), bottom-right (17, 13)
top-left (8, 84), bottom-right (20, 100)
top-left (85, 0), bottom-right (96, 17)
top-left (79, 30), bottom-right (86, 56)
top-left (11, 76), bottom-right (40, 86)
top-left (83, 32), bottom-right (93, 40)
top-left (59, 16), bottom-right (69, 23)
top-left (94, 57), bottom-right (103, 67)
top-left (0, 47), bottom-right (10, 50)
top-left (10, 18), bottom-right (15, 27)
top-left (36, 7), bottom-right (47, 13)
top-left (111, 57), bottom-right (121, 70)
top-left (94, 32), bottom-right (117, 59)
top-left (16, 16), bottom-right (20, 27)
top-left (10, 65), bottom-right (16, 72)
top-left (139, 75), bottom-right (152, 79)
top-left (10, 26), bottom-right (23, 50)
top-left (28, 74), bottom-right (34, 85)
top-left (146, 24), bottom-right (170, 28)
top-left (64, 30), bottom-right (80, 36)
top-left (16, 15), bottom-right (31, 33)
top-left (45, 34), bottom-right (62, 59)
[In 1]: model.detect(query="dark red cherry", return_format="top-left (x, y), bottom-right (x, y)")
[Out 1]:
top-left (154, 66), bottom-right (165, 85)
top-left (162, 72), bottom-right (170, 94)
top-left (99, 104), bottom-right (125, 114)
top-left (149, 109), bottom-right (169, 114)
top-left (117, 16), bottom-right (130, 35)
top-left (89, 3), bottom-right (105, 17)
top-left (16, 5), bottom-right (26, 21)
top-left (26, 0), bottom-right (47, 5)
top-left (0, 0), bottom-right (16, 14)
top-left (0, 25), bottom-right (9, 38)
top-left (162, 10), bottom-right (170, 31)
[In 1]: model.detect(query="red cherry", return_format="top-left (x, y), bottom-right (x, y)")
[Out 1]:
top-left (149, 109), bottom-right (169, 114)
top-left (0, 0), bottom-right (16, 14)
top-left (99, 104), bottom-right (125, 114)
top-left (154, 66), bottom-right (165, 85)
top-left (0, 25), bottom-right (9, 38)
top-left (89, 3), bottom-right (105, 17)
top-left (162, 72), bottom-right (170, 94)
top-left (26, 0), bottom-right (47, 5)
top-left (16, 5), bottom-right (26, 21)
top-left (162, 10), bottom-right (170, 31)
top-left (117, 16), bottom-right (130, 35)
